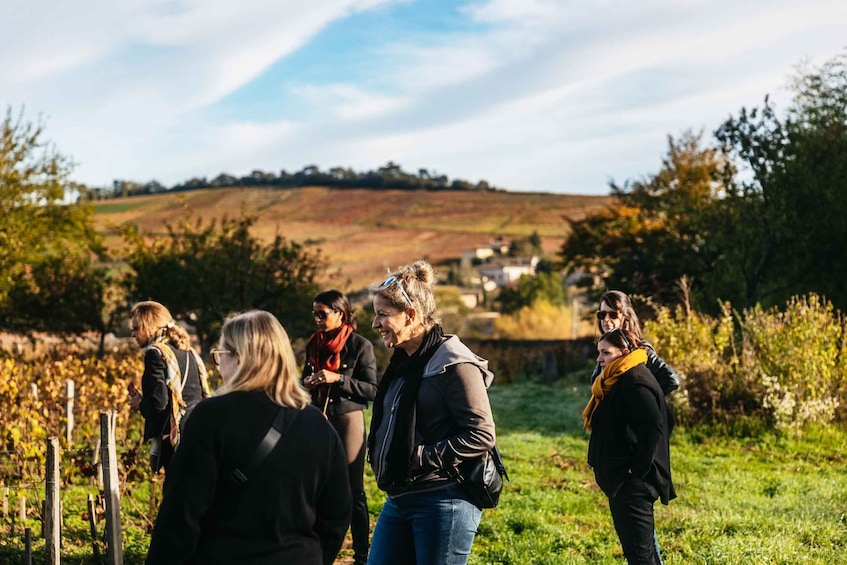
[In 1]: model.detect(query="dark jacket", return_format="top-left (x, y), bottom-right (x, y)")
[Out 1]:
top-left (146, 390), bottom-right (352, 565)
top-left (303, 332), bottom-right (378, 416)
top-left (591, 340), bottom-right (680, 396)
top-left (587, 363), bottom-right (675, 505)
top-left (138, 344), bottom-right (205, 441)
top-left (369, 334), bottom-right (496, 496)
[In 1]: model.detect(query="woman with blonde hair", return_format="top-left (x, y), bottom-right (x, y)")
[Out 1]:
top-left (146, 310), bottom-right (352, 565)
top-left (128, 301), bottom-right (211, 473)
top-left (367, 260), bottom-right (496, 564)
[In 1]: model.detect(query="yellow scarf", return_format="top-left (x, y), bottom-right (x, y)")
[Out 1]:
top-left (583, 348), bottom-right (648, 430)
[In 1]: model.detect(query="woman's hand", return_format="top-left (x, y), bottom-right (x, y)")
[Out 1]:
top-left (303, 369), bottom-right (341, 387)
top-left (129, 392), bottom-right (142, 412)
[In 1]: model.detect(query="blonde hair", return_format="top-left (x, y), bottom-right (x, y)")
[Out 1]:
top-left (376, 259), bottom-right (439, 329)
top-left (215, 310), bottom-right (310, 409)
top-left (131, 301), bottom-right (192, 349)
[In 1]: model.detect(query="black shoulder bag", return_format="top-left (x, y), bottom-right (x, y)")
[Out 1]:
top-left (231, 407), bottom-right (299, 486)
top-left (456, 444), bottom-right (509, 509)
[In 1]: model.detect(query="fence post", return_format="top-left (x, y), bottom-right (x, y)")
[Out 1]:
top-left (100, 411), bottom-right (124, 565)
top-left (24, 526), bottom-right (32, 565)
top-left (66, 380), bottom-right (75, 444)
top-left (45, 437), bottom-right (61, 564)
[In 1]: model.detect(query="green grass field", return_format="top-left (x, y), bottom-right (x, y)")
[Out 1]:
top-left (2, 379), bottom-right (846, 564)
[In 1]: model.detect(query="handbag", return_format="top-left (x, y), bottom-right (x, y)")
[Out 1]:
top-left (456, 444), bottom-right (509, 509)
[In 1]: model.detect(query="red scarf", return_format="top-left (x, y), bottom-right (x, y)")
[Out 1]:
top-left (306, 323), bottom-right (353, 371)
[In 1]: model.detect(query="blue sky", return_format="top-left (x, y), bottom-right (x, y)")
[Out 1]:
top-left (2, 0), bottom-right (845, 195)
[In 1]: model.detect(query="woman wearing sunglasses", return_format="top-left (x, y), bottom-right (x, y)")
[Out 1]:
top-left (146, 310), bottom-right (352, 565)
top-left (367, 260), bottom-right (496, 565)
top-left (585, 327), bottom-right (675, 564)
top-left (593, 290), bottom-right (679, 396)
top-left (302, 290), bottom-right (378, 565)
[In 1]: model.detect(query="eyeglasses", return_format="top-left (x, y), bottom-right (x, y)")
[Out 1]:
top-left (210, 349), bottom-right (234, 365)
top-left (377, 275), bottom-right (413, 307)
top-left (595, 310), bottom-right (622, 321)
top-left (311, 309), bottom-right (336, 320)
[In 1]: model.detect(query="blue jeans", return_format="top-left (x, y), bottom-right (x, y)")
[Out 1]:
top-left (368, 483), bottom-right (482, 565)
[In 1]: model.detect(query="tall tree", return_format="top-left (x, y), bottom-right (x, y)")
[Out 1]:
top-left (0, 107), bottom-right (107, 333)
top-left (122, 212), bottom-right (325, 352)
top-left (561, 131), bottom-right (733, 310)
top-left (716, 54), bottom-right (847, 310)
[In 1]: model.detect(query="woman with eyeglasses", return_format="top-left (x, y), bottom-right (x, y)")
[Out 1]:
top-left (302, 290), bottom-right (377, 565)
top-left (146, 310), bottom-right (352, 565)
top-left (585, 327), bottom-right (675, 564)
top-left (127, 301), bottom-right (212, 473)
top-left (367, 260), bottom-right (496, 565)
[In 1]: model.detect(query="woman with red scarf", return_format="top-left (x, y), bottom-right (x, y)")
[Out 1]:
top-left (303, 290), bottom-right (378, 565)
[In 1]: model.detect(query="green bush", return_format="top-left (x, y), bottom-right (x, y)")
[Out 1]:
top-left (645, 293), bottom-right (847, 434)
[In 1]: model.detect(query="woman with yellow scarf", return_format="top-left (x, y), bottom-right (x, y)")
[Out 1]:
top-left (585, 328), bottom-right (675, 564)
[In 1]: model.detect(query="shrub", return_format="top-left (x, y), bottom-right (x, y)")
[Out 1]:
top-left (644, 293), bottom-right (846, 433)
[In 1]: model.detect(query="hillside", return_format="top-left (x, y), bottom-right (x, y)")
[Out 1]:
top-left (92, 186), bottom-right (610, 291)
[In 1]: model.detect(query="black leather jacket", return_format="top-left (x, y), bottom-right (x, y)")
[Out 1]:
top-left (303, 332), bottom-right (378, 416)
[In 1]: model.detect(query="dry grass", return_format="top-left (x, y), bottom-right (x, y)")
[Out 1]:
top-left (92, 186), bottom-right (610, 290)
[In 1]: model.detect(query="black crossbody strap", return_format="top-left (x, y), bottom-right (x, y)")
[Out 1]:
top-left (231, 407), bottom-right (298, 486)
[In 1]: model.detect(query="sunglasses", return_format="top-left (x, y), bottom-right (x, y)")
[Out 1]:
top-left (377, 275), bottom-right (413, 307)
top-left (210, 349), bottom-right (234, 365)
top-left (595, 310), bottom-right (622, 321)
top-left (311, 309), bottom-right (336, 320)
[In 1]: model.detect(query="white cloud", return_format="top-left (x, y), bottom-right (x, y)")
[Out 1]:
top-left (1, 0), bottom-right (845, 192)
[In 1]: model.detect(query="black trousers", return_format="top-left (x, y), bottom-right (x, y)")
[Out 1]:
top-left (608, 477), bottom-right (660, 565)
top-left (329, 410), bottom-right (369, 563)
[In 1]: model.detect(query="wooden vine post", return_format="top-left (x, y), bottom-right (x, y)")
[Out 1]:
top-left (100, 412), bottom-right (124, 565)
top-left (44, 437), bottom-right (61, 564)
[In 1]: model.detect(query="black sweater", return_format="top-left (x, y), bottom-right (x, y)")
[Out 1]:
top-left (146, 390), bottom-right (352, 565)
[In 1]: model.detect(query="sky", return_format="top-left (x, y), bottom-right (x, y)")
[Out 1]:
top-left (2, 0), bottom-right (845, 195)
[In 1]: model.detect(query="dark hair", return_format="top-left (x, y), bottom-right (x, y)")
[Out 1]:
top-left (313, 289), bottom-right (356, 330)
top-left (599, 327), bottom-right (641, 352)
top-left (597, 290), bottom-right (643, 338)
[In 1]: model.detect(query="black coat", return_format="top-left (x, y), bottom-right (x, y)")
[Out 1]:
top-left (146, 390), bottom-right (352, 565)
top-left (303, 332), bottom-right (378, 416)
top-left (587, 363), bottom-right (675, 505)
top-left (138, 344), bottom-right (205, 441)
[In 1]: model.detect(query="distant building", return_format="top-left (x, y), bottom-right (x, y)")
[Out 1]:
top-left (477, 257), bottom-right (539, 287)
top-left (460, 241), bottom-right (511, 268)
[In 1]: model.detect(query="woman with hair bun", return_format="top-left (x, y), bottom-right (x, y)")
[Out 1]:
top-left (128, 300), bottom-right (211, 473)
top-left (367, 260), bottom-right (496, 565)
